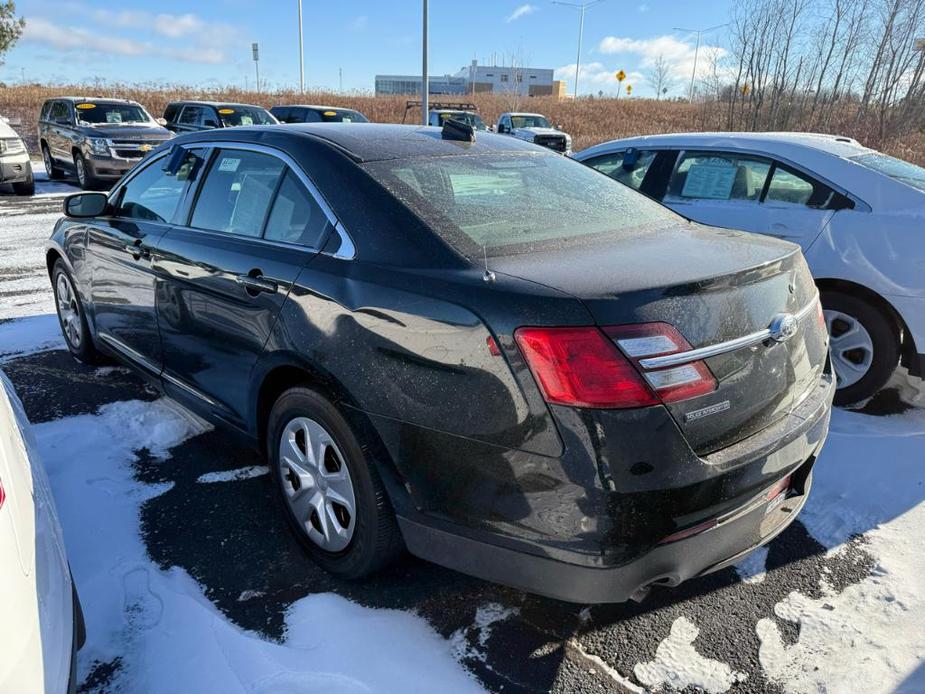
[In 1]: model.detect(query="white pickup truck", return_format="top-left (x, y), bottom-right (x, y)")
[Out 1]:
top-left (495, 112), bottom-right (571, 154)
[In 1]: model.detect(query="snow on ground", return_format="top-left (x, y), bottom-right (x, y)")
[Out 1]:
top-left (35, 398), bottom-right (483, 693)
top-left (196, 465), bottom-right (269, 484)
top-left (0, 314), bottom-right (64, 361)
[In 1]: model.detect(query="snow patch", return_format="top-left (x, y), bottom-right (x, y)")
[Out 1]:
top-left (633, 617), bottom-right (747, 693)
top-left (451, 602), bottom-right (519, 663)
top-left (734, 545), bottom-right (769, 584)
top-left (197, 465), bottom-right (269, 484)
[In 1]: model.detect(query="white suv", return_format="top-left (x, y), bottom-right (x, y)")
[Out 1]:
top-left (574, 132), bottom-right (925, 404)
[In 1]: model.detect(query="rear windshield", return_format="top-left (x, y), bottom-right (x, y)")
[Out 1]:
top-left (850, 152), bottom-right (925, 193)
top-left (217, 106), bottom-right (276, 126)
top-left (364, 152), bottom-right (678, 258)
top-left (76, 103), bottom-right (150, 125)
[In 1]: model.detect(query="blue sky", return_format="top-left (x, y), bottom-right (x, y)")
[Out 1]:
top-left (1, 0), bottom-right (732, 97)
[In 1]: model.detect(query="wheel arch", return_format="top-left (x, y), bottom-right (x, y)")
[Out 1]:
top-left (816, 277), bottom-right (919, 376)
top-left (250, 354), bottom-right (408, 507)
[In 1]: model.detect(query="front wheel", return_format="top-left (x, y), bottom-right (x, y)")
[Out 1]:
top-left (821, 290), bottom-right (899, 406)
top-left (52, 260), bottom-right (103, 364)
top-left (267, 387), bottom-right (403, 578)
top-left (74, 151), bottom-right (102, 190)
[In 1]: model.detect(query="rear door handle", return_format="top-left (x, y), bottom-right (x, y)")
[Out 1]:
top-left (235, 273), bottom-right (278, 294)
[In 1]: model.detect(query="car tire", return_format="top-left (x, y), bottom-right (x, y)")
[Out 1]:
top-left (42, 143), bottom-right (64, 180)
top-left (821, 290), bottom-right (899, 406)
top-left (268, 386), bottom-right (403, 579)
top-left (74, 151), bottom-right (101, 190)
top-left (52, 259), bottom-right (103, 364)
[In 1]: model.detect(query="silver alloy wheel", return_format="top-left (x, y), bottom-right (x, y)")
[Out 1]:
top-left (824, 309), bottom-right (874, 389)
top-left (75, 156), bottom-right (86, 187)
top-left (55, 272), bottom-right (82, 349)
top-left (278, 416), bottom-right (356, 552)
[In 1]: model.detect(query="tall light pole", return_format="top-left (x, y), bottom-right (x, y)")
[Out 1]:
top-left (422, 0), bottom-right (429, 125)
top-left (298, 0), bottom-right (304, 92)
top-left (553, 0), bottom-right (605, 99)
top-left (252, 42), bottom-right (260, 93)
top-left (673, 23), bottom-right (727, 103)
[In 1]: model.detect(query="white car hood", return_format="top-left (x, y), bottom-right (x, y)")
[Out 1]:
top-left (514, 127), bottom-right (566, 138)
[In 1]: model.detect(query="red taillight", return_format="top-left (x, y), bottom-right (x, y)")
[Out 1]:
top-left (515, 322), bottom-right (717, 409)
top-left (605, 323), bottom-right (717, 403)
top-left (514, 327), bottom-right (659, 408)
top-left (0, 477), bottom-right (5, 510)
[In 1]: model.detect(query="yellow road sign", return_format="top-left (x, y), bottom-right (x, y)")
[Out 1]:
top-left (626, 84), bottom-right (633, 95)
top-left (616, 70), bottom-right (626, 82)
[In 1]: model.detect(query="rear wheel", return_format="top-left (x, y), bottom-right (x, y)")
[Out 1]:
top-left (821, 290), bottom-right (899, 406)
top-left (52, 260), bottom-right (102, 364)
top-left (267, 386), bottom-right (403, 578)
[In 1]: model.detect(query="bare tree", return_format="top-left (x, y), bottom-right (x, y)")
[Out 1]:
top-left (647, 54), bottom-right (674, 99)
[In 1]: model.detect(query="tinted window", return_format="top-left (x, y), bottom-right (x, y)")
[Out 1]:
top-left (510, 115), bottom-right (551, 128)
top-left (364, 152), bottom-right (677, 258)
top-left (263, 171), bottom-right (329, 247)
top-left (164, 103), bottom-right (180, 122)
top-left (666, 151), bottom-right (771, 202)
top-left (851, 152), bottom-right (925, 193)
top-left (311, 108), bottom-right (368, 123)
top-left (114, 150), bottom-right (201, 223)
top-left (179, 106), bottom-right (203, 125)
top-left (270, 107), bottom-right (292, 123)
top-left (190, 149), bottom-right (285, 236)
top-left (301, 109), bottom-right (321, 123)
top-left (765, 167), bottom-right (815, 205)
top-left (215, 106), bottom-right (275, 126)
top-left (50, 102), bottom-right (70, 122)
top-left (585, 150), bottom-right (657, 191)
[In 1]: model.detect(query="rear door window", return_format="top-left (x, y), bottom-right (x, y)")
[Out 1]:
top-left (179, 106), bottom-right (203, 125)
top-left (190, 149), bottom-right (286, 237)
top-left (666, 151), bottom-right (771, 203)
top-left (765, 167), bottom-right (815, 205)
top-left (584, 150), bottom-right (657, 191)
top-left (263, 171), bottom-right (330, 247)
top-left (50, 101), bottom-right (70, 123)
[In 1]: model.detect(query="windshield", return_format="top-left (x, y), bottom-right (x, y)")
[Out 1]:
top-left (850, 152), bottom-right (925, 193)
top-left (364, 152), bottom-right (678, 258)
top-left (218, 106), bottom-right (276, 127)
top-left (437, 112), bottom-right (487, 130)
top-left (76, 103), bottom-right (150, 125)
top-left (510, 115), bottom-right (551, 129)
top-left (318, 109), bottom-right (369, 123)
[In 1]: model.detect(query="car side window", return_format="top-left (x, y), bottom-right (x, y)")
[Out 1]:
top-left (201, 108), bottom-right (220, 128)
top-left (113, 150), bottom-right (202, 223)
top-left (584, 150), bottom-right (657, 191)
top-left (190, 149), bottom-right (286, 237)
top-left (178, 106), bottom-right (201, 125)
top-left (263, 170), bottom-right (330, 247)
top-left (764, 165), bottom-right (837, 208)
top-left (50, 101), bottom-right (70, 123)
top-left (301, 109), bottom-right (321, 123)
top-left (666, 151), bottom-right (771, 203)
top-left (273, 107), bottom-right (292, 123)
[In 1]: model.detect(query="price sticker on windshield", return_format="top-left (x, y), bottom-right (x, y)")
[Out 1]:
top-left (76, 103), bottom-right (96, 110)
top-left (218, 157), bottom-right (241, 173)
top-left (218, 108), bottom-right (235, 115)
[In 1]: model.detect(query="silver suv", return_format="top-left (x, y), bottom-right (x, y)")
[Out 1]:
top-left (38, 97), bottom-right (171, 189)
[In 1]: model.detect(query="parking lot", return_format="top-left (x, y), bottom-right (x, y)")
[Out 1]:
top-left (2, 174), bottom-right (925, 693)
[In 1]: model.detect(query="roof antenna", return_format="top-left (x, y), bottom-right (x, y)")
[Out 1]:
top-left (482, 245), bottom-right (495, 284)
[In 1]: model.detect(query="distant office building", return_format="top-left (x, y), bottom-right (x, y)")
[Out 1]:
top-left (375, 61), bottom-right (559, 98)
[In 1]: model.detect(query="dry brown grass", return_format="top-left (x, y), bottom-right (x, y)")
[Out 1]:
top-left (2, 83), bottom-right (922, 165)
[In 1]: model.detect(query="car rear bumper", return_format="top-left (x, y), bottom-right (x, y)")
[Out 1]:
top-left (396, 373), bottom-right (834, 604)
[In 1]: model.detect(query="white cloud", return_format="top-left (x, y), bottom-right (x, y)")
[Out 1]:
top-left (154, 13), bottom-right (205, 39)
top-left (554, 61), bottom-right (646, 95)
top-left (23, 17), bottom-right (148, 56)
top-left (598, 35), bottom-right (727, 85)
top-left (506, 4), bottom-right (537, 22)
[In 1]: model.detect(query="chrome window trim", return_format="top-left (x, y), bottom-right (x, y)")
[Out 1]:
top-left (180, 140), bottom-right (357, 259)
top-left (638, 294), bottom-right (819, 370)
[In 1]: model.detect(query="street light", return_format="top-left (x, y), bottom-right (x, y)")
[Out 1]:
top-left (298, 0), bottom-right (305, 92)
top-left (553, 0), bottom-right (606, 99)
top-left (422, 0), bottom-right (429, 125)
top-left (672, 23), bottom-right (727, 103)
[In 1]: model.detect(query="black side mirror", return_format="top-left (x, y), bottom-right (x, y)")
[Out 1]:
top-left (64, 192), bottom-right (109, 218)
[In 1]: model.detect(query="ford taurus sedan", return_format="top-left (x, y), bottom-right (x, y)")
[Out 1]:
top-left (575, 132), bottom-right (925, 405)
top-left (45, 123), bottom-right (833, 603)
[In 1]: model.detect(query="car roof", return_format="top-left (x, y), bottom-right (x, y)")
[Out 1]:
top-left (582, 131), bottom-right (872, 160)
top-left (505, 112), bottom-right (546, 118)
top-left (277, 104), bottom-right (361, 112)
top-left (170, 122), bottom-right (546, 162)
top-left (50, 96), bottom-right (139, 105)
top-left (169, 100), bottom-right (267, 109)
top-left (431, 109), bottom-right (476, 114)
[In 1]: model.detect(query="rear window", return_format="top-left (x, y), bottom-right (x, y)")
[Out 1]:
top-left (850, 152), bottom-right (925, 193)
top-left (364, 152), bottom-right (678, 258)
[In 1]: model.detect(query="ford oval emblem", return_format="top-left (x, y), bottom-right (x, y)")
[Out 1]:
top-left (769, 313), bottom-right (798, 343)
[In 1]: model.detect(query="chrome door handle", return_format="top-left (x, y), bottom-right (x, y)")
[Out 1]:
top-left (235, 273), bottom-right (278, 294)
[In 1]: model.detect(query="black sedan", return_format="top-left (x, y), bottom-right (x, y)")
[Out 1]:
top-left (45, 123), bottom-right (834, 603)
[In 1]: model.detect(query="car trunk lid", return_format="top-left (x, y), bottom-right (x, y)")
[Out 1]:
top-left (493, 221), bottom-right (829, 454)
